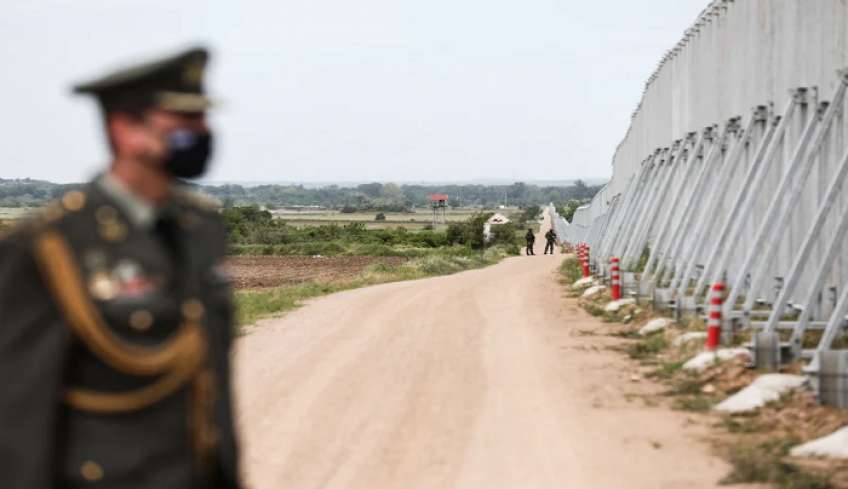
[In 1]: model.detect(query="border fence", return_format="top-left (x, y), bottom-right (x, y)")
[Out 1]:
top-left (552, 0), bottom-right (848, 406)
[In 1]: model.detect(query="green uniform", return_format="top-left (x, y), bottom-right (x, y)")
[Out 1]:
top-left (0, 46), bottom-right (239, 488)
top-left (544, 229), bottom-right (557, 254)
top-left (525, 230), bottom-right (535, 255)
top-left (0, 180), bottom-right (240, 488)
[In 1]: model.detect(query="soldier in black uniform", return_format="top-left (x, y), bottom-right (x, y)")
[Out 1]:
top-left (544, 228), bottom-right (558, 255)
top-left (525, 228), bottom-right (535, 256)
top-left (0, 47), bottom-right (241, 488)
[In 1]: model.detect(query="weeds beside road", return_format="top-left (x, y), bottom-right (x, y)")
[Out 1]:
top-left (235, 245), bottom-right (514, 329)
top-left (559, 256), bottom-right (848, 489)
top-left (231, 207), bottom-right (537, 329)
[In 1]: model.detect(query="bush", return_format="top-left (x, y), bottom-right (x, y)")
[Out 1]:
top-left (445, 212), bottom-right (490, 249)
top-left (489, 222), bottom-right (520, 248)
top-left (226, 209), bottom-right (519, 258)
top-left (556, 199), bottom-right (585, 222)
top-left (375, 212), bottom-right (386, 221)
top-left (516, 205), bottom-right (541, 225)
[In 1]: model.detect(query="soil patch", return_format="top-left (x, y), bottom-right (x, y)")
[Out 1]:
top-left (227, 255), bottom-right (408, 290)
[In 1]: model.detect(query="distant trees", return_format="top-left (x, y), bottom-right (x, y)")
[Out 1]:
top-left (556, 199), bottom-right (585, 222)
top-left (0, 179), bottom-right (82, 207)
top-left (0, 178), bottom-right (604, 210)
top-left (518, 205), bottom-right (541, 223)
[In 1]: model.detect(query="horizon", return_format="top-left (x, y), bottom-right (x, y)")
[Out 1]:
top-left (0, 176), bottom-right (608, 188)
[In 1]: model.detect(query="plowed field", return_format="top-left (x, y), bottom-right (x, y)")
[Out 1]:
top-left (227, 255), bottom-right (408, 290)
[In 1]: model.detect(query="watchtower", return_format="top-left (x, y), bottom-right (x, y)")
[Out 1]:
top-left (428, 194), bottom-right (448, 226)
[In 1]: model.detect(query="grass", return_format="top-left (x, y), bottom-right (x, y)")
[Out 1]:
top-left (649, 360), bottom-right (684, 379)
top-left (668, 376), bottom-right (703, 395)
top-left (229, 242), bottom-right (476, 258)
top-left (236, 281), bottom-right (362, 327)
top-left (271, 208), bottom-right (487, 228)
top-left (632, 246), bottom-right (650, 273)
top-left (721, 438), bottom-right (834, 488)
top-left (558, 255), bottom-right (583, 284)
top-left (719, 415), bottom-right (765, 434)
top-left (626, 333), bottom-right (669, 360)
top-left (673, 395), bottom-right (715, 412)
top-left (664, 373), bottom-right (720, 412)
top-left (610, 329), bottom-right (641, 338)
top-left (0, 207), bottom-right (33, 221)
top-left (555, 256), bottom-right (844, 488)
top-left (235, 244), bottom-right (513, 330)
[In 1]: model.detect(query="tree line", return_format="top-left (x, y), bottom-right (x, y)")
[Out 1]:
top-left (0, 178), bottom-right (602, 211)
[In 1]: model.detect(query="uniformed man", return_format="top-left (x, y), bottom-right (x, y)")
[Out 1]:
top-left (0, 47), bottom-right (241, 488)
top-left (544, 228), bottom-right (558, 255)
top-left (525, 228), bottom-right (535, 256)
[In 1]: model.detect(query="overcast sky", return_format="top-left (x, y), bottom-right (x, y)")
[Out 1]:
top-left (0, 0), bottom-right (708, 184)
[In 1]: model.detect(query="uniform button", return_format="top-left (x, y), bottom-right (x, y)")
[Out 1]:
top-left (61, 190), bottom-right (86, 212)
top-left (80, 460), bottom-right (104, 481)
top-left (182, 299), bottom-right (205, 321)
top-left (129, 309), bottom-right (154, 331)
top-left (95, 205), bottom-right (119, 224)
top-left (98, 220), bottom-right (128, 242)
top-left (88, 271), bottom-right (118, 301)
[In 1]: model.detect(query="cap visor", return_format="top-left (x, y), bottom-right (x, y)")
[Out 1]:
top-left (155, 91), bottom-right (215, 113)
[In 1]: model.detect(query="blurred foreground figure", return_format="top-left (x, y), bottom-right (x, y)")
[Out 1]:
top-left (0, 47), bottom-right (241, 488)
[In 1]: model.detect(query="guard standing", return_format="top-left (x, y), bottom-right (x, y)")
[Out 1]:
top-left (0, 47), bottom-right (241, 488)
top-left (544, 228), bottom-right (558, 255)
top-left (525, 228), bottom-right (535, 255)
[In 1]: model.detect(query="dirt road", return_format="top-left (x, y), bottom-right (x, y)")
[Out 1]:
top-left (235, 213), bottom-right (734, 488)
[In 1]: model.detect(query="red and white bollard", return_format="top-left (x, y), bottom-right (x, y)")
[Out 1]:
top-left (581, 244), bottom-right (591, 278)
top-left (705, 282), bottom-right (725, 350)
top-left (610, 257), bottom-right (621, 300)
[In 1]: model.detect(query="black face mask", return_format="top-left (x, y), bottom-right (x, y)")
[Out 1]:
top-left (162, 130), bottom-right (213, 179)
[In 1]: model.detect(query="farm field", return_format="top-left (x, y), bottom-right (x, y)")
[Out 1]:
top-left (0, 207), bottom-right (33, 221)
top-left (227, 255), bottom-right (408, 290)
top-left (271, 207), bottom-right (516, 229)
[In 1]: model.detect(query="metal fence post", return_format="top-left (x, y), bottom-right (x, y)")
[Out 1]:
top-left (638, 131), bottom-right (707, 290)
top-left (623, 141), bottom-right (688, 270)
top-left (724, 89), bottom-right (828, 318)
top-left (695, 93), bottom-right (801, 298)
top-left (672, 108), bottom-right (765, 299)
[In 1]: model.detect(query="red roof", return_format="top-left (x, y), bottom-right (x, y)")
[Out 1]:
top-left (428, 194), bottom-right (449, 201)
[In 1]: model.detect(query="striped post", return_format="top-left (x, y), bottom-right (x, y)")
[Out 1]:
top-left (705, 282), bottom-right (725, 350)
top-left (610, 257), bottom-right (621, 300)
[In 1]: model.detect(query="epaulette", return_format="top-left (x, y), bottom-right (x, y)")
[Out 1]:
top-left (0, 189), bottom-right (89, 241)
top-left (172, 186), bottom-right (221, 213)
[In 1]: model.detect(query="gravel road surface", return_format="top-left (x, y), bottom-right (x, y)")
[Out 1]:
top-left (235, 214), bottom-right (739, 488)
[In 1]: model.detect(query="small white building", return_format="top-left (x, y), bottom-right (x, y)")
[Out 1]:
top-left (483, 213), bottom-right (510, 241)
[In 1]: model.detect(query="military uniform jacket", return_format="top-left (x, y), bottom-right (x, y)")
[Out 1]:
top-left (0, 181), bottom-right (240, 488)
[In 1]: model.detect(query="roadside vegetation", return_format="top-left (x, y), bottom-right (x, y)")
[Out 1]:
top-left (558, 257), bottom-right (848, 489)
top-left (224, 205), bottom-right (530, 257)
top-left (236, 246), bottom-right (512, 327)
top-left (555, 199), bottom-right (586, 222)
top-left (233, 205), bottom-right (542, 328)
